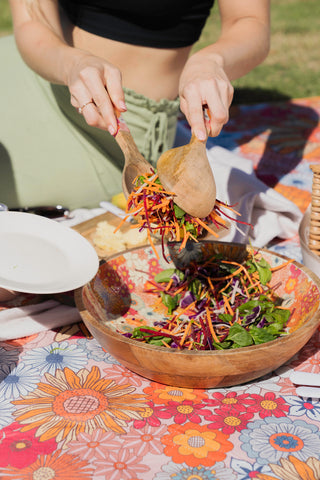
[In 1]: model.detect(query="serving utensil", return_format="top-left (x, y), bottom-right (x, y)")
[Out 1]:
top-left (157, 118), bottom-right (216, 219)
top-left (115, 116), bottom-right (153, 199)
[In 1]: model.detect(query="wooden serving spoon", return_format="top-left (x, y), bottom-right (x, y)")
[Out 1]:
top-left (157, 132), bottom-right (216, 218)
top-left (114, 116), bottom-right (153, 199)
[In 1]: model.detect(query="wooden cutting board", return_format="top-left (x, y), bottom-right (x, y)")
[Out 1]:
top-left (72, 211), bottom-right (230, 260)
top-left (72, 212), bottom-right (149, 259)
top-left (73, 212), bottom-right (130, 237)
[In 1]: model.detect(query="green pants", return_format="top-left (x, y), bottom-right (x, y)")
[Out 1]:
top-left (0, 36), bottom-right (180, 209)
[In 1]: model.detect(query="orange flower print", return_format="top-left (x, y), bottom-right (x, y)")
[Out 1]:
top-left (13, 366), bottom-right (147, 447)
top-left (288, 282), bottom-right (320, 331)
top-left (0, 450), bottom-right (93, 479)
top-left (257, 455), bottom-right (320, 480)
top-left (300, 284), bottom-right (319, 318)
top-left (284, 276), bottom-right (298, 294)
top-left (144, 383), bottom-right (207, 405)
top-left (161, 422), bottom-right (233, 467)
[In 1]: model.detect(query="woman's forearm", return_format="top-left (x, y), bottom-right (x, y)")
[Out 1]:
top-left (10, 0), bottom-right (126, 134)
top-left (13, 19), bottom-right (84, 85)
top-left (179, 0), bottom-right (270, 139)
top-left (193, 16), bottom-right (270, 83)
top-left (10, 0), bottom-right (86, 85)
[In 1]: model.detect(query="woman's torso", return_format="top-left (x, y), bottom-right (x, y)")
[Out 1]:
top-left (70, 29), bottom-right (191, 101)
top-left (59, 0), bottom-right (214, 101)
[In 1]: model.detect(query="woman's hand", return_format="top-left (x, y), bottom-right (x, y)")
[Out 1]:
top-left (179, 51), bottom-right (234, 140)
top-left (9, 0), bottom-right (126, 136)
top-left (179, 0), bottom-right (270, 141)
top-left (68, 51), bottom-right (127, 135)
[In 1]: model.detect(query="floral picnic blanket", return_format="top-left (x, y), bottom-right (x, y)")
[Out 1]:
top-left (0, 96), bottom-right (320, 480)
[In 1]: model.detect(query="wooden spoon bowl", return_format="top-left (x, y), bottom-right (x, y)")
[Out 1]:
top-left (157, 134), bottom-right (216, 218)
top-left (115, 117), bottom-right (153, 199)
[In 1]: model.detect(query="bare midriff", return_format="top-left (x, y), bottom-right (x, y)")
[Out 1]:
top-left (69, 26), bottom-right (192, 101)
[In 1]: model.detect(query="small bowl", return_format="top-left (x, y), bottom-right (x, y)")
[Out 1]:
top-left (299, 205), bottom-right (320, 277)
top-left (75, 241), bottom-right (320, 388)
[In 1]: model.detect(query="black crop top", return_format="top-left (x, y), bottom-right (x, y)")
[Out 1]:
top-left (59, 0), bottom-right (215, 48)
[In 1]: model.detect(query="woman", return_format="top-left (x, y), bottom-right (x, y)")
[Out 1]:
top-left (1, 0), bottom-right (270, 209)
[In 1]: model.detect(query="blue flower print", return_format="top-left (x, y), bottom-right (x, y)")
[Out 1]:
top-left (230, 458), bottom-right (272, 479)
top-left (0, 362), bottom-right (40, 400)
top-left (77, 338), bottom-right (119, 364)
top-left (154, 461), bottom-right (236, 480)
top-left (0, 397), bottom-right (14, 428)
top-left (286, 395), bottom-right (320, 422)
top-left (240, 417), bottom-right (320, 465)
top-left (22, 341), bottom-right (87, 375)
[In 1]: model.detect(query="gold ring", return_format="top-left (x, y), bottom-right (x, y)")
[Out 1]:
top-left (78, 101), bottom-right (93, 115)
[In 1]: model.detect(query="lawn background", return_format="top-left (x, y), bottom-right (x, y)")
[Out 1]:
top-left (0, 0), bottom-right (319, 103)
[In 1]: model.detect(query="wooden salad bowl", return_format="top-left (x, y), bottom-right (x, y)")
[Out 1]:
top-left (75, 241), bottom-right (320, 388)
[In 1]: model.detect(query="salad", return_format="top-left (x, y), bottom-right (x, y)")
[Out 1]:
top-left (115, 171), bottom-right (250, 261)
top-left (122, 247), bottom-right (293, 351)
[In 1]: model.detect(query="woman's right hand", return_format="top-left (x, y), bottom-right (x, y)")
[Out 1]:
top-left (9, 0), bottom-right (126, 136)
top-left (67, 51), bottom-right (127, 135)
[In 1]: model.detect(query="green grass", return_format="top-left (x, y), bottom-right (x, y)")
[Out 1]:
top-left (1, 0), bottom-right (319, 103)
top-left (0, 0), bottom-right (13, 36)
top-left (195, 0), bottom-right (320, 103)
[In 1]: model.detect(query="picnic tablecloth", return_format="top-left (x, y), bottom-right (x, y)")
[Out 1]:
top-left (0, 96), bottom-right (320, 479)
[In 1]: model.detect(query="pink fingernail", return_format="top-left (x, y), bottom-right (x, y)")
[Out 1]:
top-left (108, 125), bottom-right (116, 136)
top-left (195, 130), bottom-right (206, 141)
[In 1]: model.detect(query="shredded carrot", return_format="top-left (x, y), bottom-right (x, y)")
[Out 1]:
top-left (179, 321), bottom-right (192, 347)
top-left (206, 307), bottom-right (220, 343)
top-left (194, 217), bottom-right (219, 238)
top-left (271, 259), bottom-right (294, 271)
top-left (223, 295), bottom-right (234, 315)
top-left (240, 276), bottom-right (250, 298)
top-left (222, 261), bottom-right (255, 286)
top-left (218, 279), bottom-right (233, 295)
top-left (115, 170), bottom-right (250, 262)
top-left (113, 216), bottom-right (128, 233)
top-left (176, 300), bottom-right (198, 318)
top-left (207, 277), bottom-right (215, 294)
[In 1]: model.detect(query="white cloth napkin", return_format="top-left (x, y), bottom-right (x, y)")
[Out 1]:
top-left (0, 300), bottom-right (82, 340)
top-left (206, 146), bottom-right (303, 247)
top-left (0, 205), bottom-right (124, 341)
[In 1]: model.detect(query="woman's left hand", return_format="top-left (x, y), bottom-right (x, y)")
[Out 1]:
top-left (179, 50), bottom-right (234, 140)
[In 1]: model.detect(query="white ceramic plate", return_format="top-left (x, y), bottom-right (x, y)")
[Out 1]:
top-left (0, 212), bottom-right (99, 294)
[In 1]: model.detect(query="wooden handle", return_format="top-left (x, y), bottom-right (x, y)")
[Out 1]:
top-left (113, 113), bottom-right (153, 199)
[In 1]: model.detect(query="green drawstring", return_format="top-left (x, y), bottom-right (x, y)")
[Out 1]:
top-left (142, 111), bottom-right (169, 166)
top-left (122, 87), bottom-right (180, 166)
